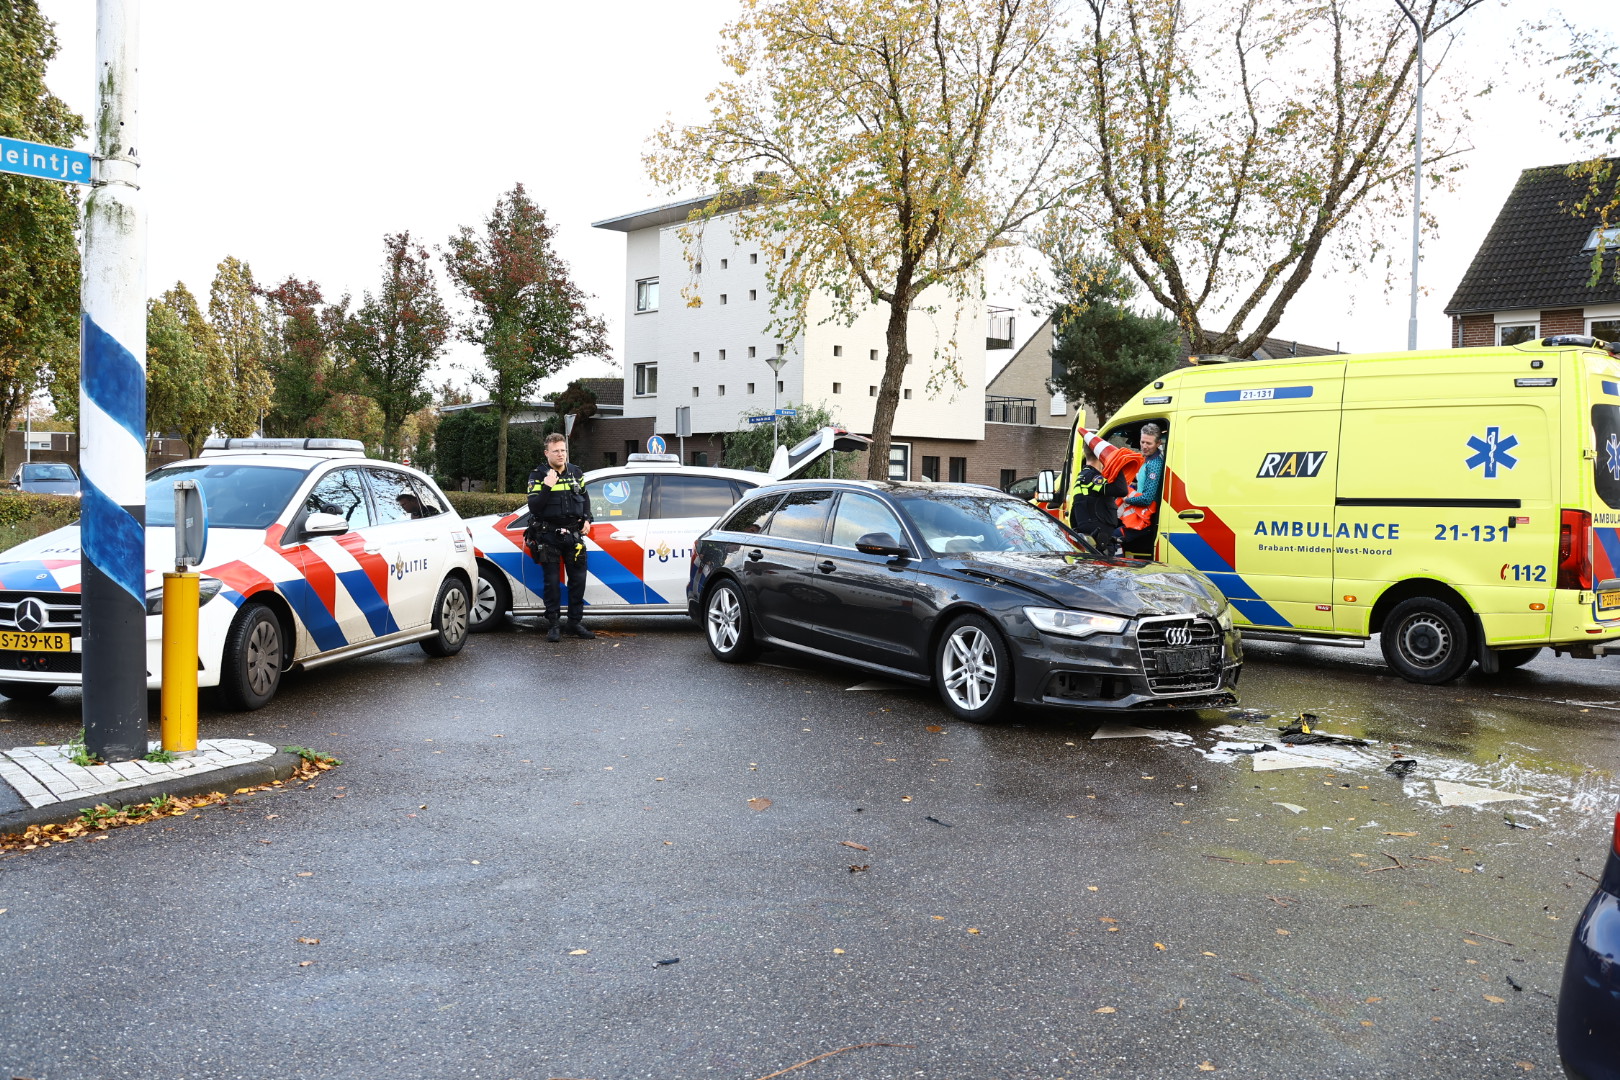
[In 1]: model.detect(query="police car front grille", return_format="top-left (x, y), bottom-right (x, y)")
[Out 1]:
top-left (0, 591), bottom-right (82, 635)
top-left (1135, 616), bottom-right (1224, 695)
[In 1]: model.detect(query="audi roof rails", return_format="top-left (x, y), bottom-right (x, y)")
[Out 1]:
top-left (200, 437), bottom-right (367, 456)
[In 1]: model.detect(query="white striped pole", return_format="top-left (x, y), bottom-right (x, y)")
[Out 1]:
top-left (80, 0), bottom-right (147, 762)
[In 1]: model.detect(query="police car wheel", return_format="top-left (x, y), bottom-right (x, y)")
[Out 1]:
top-left (704, 580), bottom-right (759, 663)
top-left (220, 603), bottom-right (283, 711)
top-left (421, 576), bottom-right (471, 658)
top-left (1380, 597), bottom-right (1472, 684)
top-left (470, 564), bottom-right (510, 633)
top-left (934, 613), bottom-right (1013, 723)
top-left (0, 681), bottom-right (57, 700)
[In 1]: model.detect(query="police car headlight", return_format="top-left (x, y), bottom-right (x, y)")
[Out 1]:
top-left (144, 577), bottom-right (225, 616)
top-left (1025, 607), bottom-right (1129, 638)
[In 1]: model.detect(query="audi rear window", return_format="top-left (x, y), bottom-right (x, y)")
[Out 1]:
top-left (718, 493), bottom-right (782, 535)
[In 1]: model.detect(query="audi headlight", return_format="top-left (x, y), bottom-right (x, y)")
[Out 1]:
top-left (144, 577), bottom-right (224, 616)
top-left (1216, 606), bottom-right (1233, 631)
top-left (1024, 607), bottom-right (1129, 638)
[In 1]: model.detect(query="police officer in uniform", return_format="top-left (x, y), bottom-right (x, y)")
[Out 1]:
top-left (527, 432), bottom-right (595, 641)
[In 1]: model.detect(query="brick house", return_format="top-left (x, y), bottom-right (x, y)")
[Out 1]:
top-left (1445, 158), bottom-right (1620, 347)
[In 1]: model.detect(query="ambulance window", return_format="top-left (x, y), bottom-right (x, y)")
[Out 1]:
top-left (655, 475), bottom-right (740, 519)
top-left (1592, 405), bottom-right (1620, 509)
top-left (587, 475), bottom-right (647, 520)
top-left (304, 468), bottom-right (372, 530)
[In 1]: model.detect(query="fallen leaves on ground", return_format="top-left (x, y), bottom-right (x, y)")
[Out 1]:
top-left (748, 797), bottom-right (772, 811)
top-left (925, 725), bottom-right (944, 733)
top-left (1484, 994), bottom-right (1507, 1004)
top-left (297, 937), bottom-right (320, 945)
top-left (1095, 1006), bottom-right (1116, 1014)
top-left (840, 841), bottom-right (869, 851)
top-left (568, 949), bottom-right (588, 955)
top-left (1198, 1063), bottom-right (1217, 1072)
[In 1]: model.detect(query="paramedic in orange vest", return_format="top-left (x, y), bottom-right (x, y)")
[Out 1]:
top-left (1073, 423), bottom-right (1163, 558)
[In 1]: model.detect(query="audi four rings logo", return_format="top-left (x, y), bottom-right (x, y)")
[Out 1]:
top-left (1164, 625), bottom-right (1193, 647)
top-left (15, 598), bottom-right (44, 633)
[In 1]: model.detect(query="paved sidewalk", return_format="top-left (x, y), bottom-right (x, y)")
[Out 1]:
top-left (0, 738), bottom-right (302, 835)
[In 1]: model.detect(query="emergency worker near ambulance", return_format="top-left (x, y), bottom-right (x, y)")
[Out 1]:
top-left (527, 432), bottom-right (595, 642)
top-left (1073, 423), bottom-right (1165, 557)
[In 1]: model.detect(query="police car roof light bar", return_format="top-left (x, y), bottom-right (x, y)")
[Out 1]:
top-left (201, 437), bottom-right (367, 455)
top-left (1541, 335), bottom-right (1619, 357)
top-left (626, 453), bottom-right (680, 464)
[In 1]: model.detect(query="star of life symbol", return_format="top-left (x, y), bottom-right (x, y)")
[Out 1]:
top-left (1464, 426), bottom-right (1519, 478)
top-left (1607, 433), bottom-right (1620, 481)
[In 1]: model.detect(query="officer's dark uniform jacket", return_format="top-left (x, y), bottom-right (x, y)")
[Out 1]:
top-left (1069, 464), bottom-right (1124, 541)
top-left (526, 462), bottom-right (590, 559)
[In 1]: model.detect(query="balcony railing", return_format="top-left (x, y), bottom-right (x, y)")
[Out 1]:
top-left (986, 395), bottom-right (1036, 424)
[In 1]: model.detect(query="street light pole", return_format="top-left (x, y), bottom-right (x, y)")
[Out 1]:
top-left (765, 352), bottom-right (788, 452)
top-left (1395, 0), bottom-right (1424, 351)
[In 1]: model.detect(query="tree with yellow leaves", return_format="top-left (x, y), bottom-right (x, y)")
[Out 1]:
top-left (648, 0), bottom-right (1074, 479)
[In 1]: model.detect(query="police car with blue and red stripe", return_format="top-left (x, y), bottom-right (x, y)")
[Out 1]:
top-left (0, 438), bottom-right (477, 709)
top-left (464, 427), bottom-right (868, 629)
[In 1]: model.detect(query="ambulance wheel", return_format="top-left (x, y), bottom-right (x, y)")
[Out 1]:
top-left (1496, 646), bottom-right (1542, 670)
top-left (422, 576), bottom-right (472, 657)
top-left (0, 681), bottom-right (57, 700)
top-left (1380, 597), bottom-right (1473, 684)
top-left (220, 603), bottom-right (284, 711)
top-left (704, 579), bottom-right (759, 663)
top-left (470, 563), bottom-right (510, 633)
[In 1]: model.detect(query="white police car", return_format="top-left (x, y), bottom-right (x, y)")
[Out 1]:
top-left (465, 427), bottom-right (869, 628)
top-left (0, 438), bottom-right (477, 709)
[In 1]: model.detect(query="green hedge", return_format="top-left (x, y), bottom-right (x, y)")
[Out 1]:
top-left (444, 490), bottom-right (527, 520)
top-left (0, 492), bottom-right (81, 529)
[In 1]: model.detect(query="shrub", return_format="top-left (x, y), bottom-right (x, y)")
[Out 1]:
top-left (0, 491), bottom-right (80, 529)
top-left (444, 490), bottom-right (527, 520)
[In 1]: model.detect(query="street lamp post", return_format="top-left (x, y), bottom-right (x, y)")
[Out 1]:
top-left (1395, 0), bottom-right (1424, 351)
top-left (765, 352), bottom-right (788, 452)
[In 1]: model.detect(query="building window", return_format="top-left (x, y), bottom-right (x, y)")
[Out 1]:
top-left (747, 382), bottom-right (755, 394)
top-left (749, 290), bottom-right (757, 301)
top-left (690, 451), bottom-right (709, 466)
top-left (1583, 226), bottom-right (1620, 252)
top-left (718, 349), bottom-right (727, 361)
top-left (833, 345), bottom-right (843, 357)
top-left (719, 294), bottom-right (728, 305)
top-left (999, 468), bottom-right (1017, 490)
top-left (693, 351), bottom-right (701, 363)
top-left (635, 278), bottom-right (659, 312)
top-left (748, 346), bottom-right (756, 358)
top-left (634, 362), bottom-right (658, 396)
top-left (832, 382), bottom-right (842, 394)
top-left (718, 384), bottom-right (726, 396)
top-left (870, 349), bottom-right (878, 361)
top-left (869, 385), bottom-right (877, 396)
top-left (903, 388), bottom-right (913, 400)
top-left (921, 455), bottom-right (940, 481)
top-left (720, 258), bottom-right (729, 269)
top-left (750, 253), bottom-right (758, 264)
top-left (775, 342), bottom-right (784, 355)
top-left (604, 452), bottom-right (619, 468)
top-left (1498, 323), bottom-right (1538, 346)
top-left (625, 439), bottom-right (639, 459)
top-left (1590, 318), bottom-right (1620, 341)
top-left (692, 386), bottom-right (700, 397)
top-left (948, 457), bottom-right (967, 483)
top-left (888, 443), bottom-right (911, 481)
top-left (1050, 392), bottom-right (1067, 416)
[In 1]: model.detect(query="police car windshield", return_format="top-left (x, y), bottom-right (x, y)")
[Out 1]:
top-left (902, 494), bottom-right (1085, 555)
top-left (145, 464), bottom-right (308, 529)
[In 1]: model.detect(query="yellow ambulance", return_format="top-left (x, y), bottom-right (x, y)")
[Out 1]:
top-left (1054, 335), bottom-right (1620, 683)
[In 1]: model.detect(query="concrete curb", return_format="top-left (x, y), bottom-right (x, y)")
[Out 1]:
top-left (0, 750), bottom-right (306, 836)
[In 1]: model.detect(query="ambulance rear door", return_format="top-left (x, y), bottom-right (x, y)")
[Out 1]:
top-left (1159, 359), bottom-right (1345, 632)
top-left (1335, 349), bottom-right (1558, 641)
top-left (1577, 350), bottom-right (1620, 623)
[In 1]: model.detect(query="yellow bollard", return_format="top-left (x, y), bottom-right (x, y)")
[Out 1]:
top-left (160, 571), bottom-right (199, 754)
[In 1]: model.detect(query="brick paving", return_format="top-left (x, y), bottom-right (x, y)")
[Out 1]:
top-left (0, 739), bottom-right (275, 809)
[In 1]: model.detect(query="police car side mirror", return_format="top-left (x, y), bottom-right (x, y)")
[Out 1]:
top-left (855, 532), bottom-right (911, 558)
top-left (1036, 470), bottom-right (1057, 503)
top-left (304, 512), bottom-right (349, 537)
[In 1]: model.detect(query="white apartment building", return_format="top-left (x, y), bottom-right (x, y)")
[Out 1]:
top-left (592, 195), bottom-right (988, 478)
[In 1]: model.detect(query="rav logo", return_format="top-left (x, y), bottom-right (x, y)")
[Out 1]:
top-left (1257, 451), bottom-right (1327, 478)
top-left (391, 555), bottom-right (430, 580)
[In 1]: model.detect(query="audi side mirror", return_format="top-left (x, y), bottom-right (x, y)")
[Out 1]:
top-left (304, 512), bottom-right (349, 537)
top-left (855, 531), bottom-right (911, 558)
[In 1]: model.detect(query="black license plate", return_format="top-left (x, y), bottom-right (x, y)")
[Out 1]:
top-left (1156, 646), bottom-right (1217, 674)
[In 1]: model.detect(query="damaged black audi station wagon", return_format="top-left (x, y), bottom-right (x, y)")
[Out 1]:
top-left (687, 481), bottom-right (1242, 722)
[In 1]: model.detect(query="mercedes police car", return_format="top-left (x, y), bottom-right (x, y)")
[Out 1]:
top-left (464, 427), bottom-right (869, 628)
top-left (0, 438), bottom-right (477, 709)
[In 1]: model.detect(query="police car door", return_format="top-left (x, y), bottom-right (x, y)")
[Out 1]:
top-left (355, 467), bottom-right (440, 632)
top-left (281, 467), bottom-right (383, 652)
top-left (1161, 362), bottom-right (1344, 631)
top-left (643, 475), bottom-right (749, 607)
top-left (582, 474), bottom-right (650, 606)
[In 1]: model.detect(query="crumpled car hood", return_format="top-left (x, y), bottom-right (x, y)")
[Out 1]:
top-left (938, 551), bottom-right (1227, 619)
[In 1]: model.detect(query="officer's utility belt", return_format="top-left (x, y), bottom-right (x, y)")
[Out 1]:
top-left (524, 522), bottom-right (585, 564)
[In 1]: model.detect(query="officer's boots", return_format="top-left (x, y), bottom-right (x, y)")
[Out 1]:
top-left (546, 621), bottom-right (561, 643)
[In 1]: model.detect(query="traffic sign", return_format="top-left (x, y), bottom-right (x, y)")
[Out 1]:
top-left (647, 435), bottom-right (667, 454)
top-left (775, 408), bottom-right (797, 417)
top-left (0, 135), bottom-right (91, 185)
top-left (747, 415), bottom-right (774, 424)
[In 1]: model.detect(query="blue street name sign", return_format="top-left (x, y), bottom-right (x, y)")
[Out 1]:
top-left (775, 408), bottom-right (797, 417)
top-left (747, 415), bottom-right (774, 424)
top-left (0, 136), bottom-right (92, 185)
top-left (647, 435), bottom-right (667, 454)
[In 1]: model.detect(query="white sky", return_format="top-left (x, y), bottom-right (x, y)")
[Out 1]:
top-left (35, 0), bottom-right (1613, 401)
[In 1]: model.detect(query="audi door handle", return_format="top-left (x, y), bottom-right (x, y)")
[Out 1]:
top-left (747, 549), bottom-right (764, 561)
top-left (816, 560), bottom-right (836, 574)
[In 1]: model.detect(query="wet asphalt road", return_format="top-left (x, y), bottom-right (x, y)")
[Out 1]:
top-left (1, 620), bottom-right (1617, 1080)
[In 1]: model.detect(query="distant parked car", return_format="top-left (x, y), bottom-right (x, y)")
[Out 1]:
top-left (9, 462), bottom-right (79, 496)
top-left (1558, 805), bottom-right (1620, 1080)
